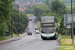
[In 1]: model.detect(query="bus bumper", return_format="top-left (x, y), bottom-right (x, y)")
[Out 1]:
top-left (41, 34), bottom-right (58, 39)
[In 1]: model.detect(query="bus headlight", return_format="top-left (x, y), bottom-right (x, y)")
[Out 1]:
top-left (42, 34), bottom-right (46, 36)
top-left (53, 32), bottom-right (55, 33)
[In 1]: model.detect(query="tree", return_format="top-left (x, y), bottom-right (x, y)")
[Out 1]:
top-left (51, 0), bottom-right (67, 15)
top-left (32, 4), bottom-right (49, 20)
top-left (14, 3), bottom-right (19, 9)
top-left (25, 6), bottom-right (32, 14)
top-left (46, 0), bottom-right (49, 6)
top-left (0, 0), bottom-right (14, 37)
top-left (11, 8), bottom-right (29, 34)
top-left (72, 7), bottom-right (75, 14)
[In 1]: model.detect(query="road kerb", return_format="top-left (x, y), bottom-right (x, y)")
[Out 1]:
top-left (0, 33), bottom-right (27, 44)
top-left (58, 39), bottom-right (61, 45)
top-left (0, 38), bottom-right (21, 44)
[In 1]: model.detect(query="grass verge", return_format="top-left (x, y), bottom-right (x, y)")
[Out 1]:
top-left (13, 34), bottom-right (18, 36)
top-left (12, 33), bottom-right (23, 36)
top-left (0, 33), bottom-right (23, 41)
top-left (59, 34), bottom-right (75, 50)
top-left (37, 21), bottom-right (41, 32)
top-left (26, 14), bottom-right (33, 18)
top-left (0, 37), bottom-right (11, 41)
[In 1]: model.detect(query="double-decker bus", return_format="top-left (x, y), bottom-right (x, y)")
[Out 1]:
top-left (40, 16), bottom-right (58, 40)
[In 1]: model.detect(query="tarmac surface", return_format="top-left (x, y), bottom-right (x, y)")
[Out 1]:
top-left (0, 16), bottom-right (61, 50)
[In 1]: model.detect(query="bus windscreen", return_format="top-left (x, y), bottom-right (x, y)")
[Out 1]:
top-left (41, 27), bottom-right (55, 34)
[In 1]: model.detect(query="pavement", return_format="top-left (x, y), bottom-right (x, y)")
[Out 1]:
top-left (0, 32), bottom-right (27, 44)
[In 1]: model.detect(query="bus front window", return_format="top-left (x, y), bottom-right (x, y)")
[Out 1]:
top-left (41, 27), bottom-right (55, 33)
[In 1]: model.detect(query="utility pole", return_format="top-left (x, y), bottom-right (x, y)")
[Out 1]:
top-left (71, 0), bottom-right (74, 44)
top-left (18, 5), bottom-right (19, 36)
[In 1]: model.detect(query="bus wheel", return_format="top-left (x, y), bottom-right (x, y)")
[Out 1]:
top-left (42, 38), bottom-right (45, 40)
top-left (55, 37), bottom-right (58, 39)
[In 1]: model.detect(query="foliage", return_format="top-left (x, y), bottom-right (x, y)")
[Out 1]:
top-left (59, 18), bottom-right (71, 35)
top-left (26, 14), bottom-right (33, 18)
top-left (15, 0), bottom-right (52, 3)
top-left (11, 8), bottom-right (29, 34)
top-left (59, 36), bottom-right (75, 50)
top-left (0, 0), bottom-right (14, 22)
top-left (0, 37), bottom-right (11, 41)
top-left (37, 22), bottom-right (41, 32)
top-left (25, 6), bottom-right (32, 14)
top-left (50, 0), bottom-right (71, 35)
top-left (59, 18), bottom-right (66, 35)
top-left (51, 0), bottom-right (68, 15)
top-left (46, 0), bottom-right (49, 6)
top-left (32, 4), bottom-right (49, 20)
top-left (0, 22), bottom-right (7, 37)
top-left (72, 7), bottom-right (75, 14)
top-left (0, 0), bottom-right (14, 37)
top-left (13, 3), bottom-right (19, 9)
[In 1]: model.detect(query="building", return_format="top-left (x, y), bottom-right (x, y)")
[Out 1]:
top-left (19, 5), bottom-right (26, 12)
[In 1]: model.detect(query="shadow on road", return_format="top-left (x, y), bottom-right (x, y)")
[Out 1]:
top-left (42, 38), bottom-right (57, 40)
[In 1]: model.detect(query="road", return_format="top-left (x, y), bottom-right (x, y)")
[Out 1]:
top-left (0, 16), bottom-right (60, 50)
